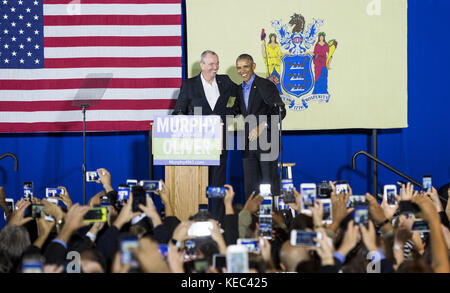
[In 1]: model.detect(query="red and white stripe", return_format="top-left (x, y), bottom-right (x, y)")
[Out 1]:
top-left (0, 0), bottom-right (182, 133)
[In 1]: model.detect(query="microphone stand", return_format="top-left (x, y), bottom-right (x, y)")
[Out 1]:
top-left (81, 104), bottom-right (89, 205)
top-left (276, 104), bottom-right (283, 195)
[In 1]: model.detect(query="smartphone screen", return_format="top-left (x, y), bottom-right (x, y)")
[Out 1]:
top-left (83, 207), bottom-right (107, 223)
top-left (4, 199), bottom-right (14, 220)
top-left (86, 171), bottom-right (99, 182)
top-left (300, 184), bottom-right (316, 212)
top-left (158, 244), bottom-right (168, 260)
top-left (131, 186), bottom-right (147, 213)
top-left (22, 257), bottom-right (44, 273)
top-left (412, 219), bottom-right (430, 232)
top-left (226, 245), bottom-right (248, 273)
top-left (354, 204), bottom-right (369, 226)
top-left (31, 204), bottom-right (44, 218)
top-left (5, 199), bottom-right (14, 211)
top-left (206, 186), bottom-right (226, 198)
top-left (117, 185), bottom-right (130, 203)
top-left (100, 195), bottom-right (110, 206)
top-left (384, 185), bottom-right (397, 206)
top-left (347, 195), bottom-right (366, 208)
top-left (45, 187), bottom-right (64, 197)
top-left (237, 238), bottom-right (261, 254)
top-left (184, 239), bottom-right (197, 260)
top-left (259, 184), bottom-right (271, 197)
top-left (139, 180), bottom-right (161, 193)
top-left (282, 179), bottom-right (295, 204)
top-left (23, 181), bottom-right (33, 200)
top-left (259, 196), bottom-right (273, 216)
top-left (126, 179), bottom-right (138, 187)
top-left (321, 200), bottom-right (332, 224)
top-left (422, 176), bottom-right (432, 193)
top-left (258, 215), bottom-right (272, 240)
top-left (278, 197), bottom-right (287, 211)
top-left (290, 230), bottom-right (321, 247)
top-left (213, 254), bottom-right (226, 271)
top-left (120, 238), bottom-right (139, 268)
top-left (336, 183), bottom-right (349, 195)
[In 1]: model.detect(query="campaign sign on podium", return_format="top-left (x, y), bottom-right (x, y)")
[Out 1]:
top-left (153, 115), bottom-right (222, 166)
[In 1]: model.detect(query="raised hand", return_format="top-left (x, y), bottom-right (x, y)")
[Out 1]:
top-left (425, 187), bottom-right (443, 213)
top-left (400, 182), bottom-right (418, 201)
top-left (329, 182), bottom-right (353, 232)
top-left (312, 228), bottom-right (335, 266)
top-left (360, 221), bottom-right (378, 252)
top-left (337, 220), bottom-right (361, 257)
top-left (57, 186), bottom-right (73, 210)
top-left (113, 194), bottom-right (142, 230)
top-left (97, 168), bottom-right (113, 193)
top-left (381, 193), bottom-right (400, 221)
top-left (224, 184), bottom-right (236, 215)
top-left (7, 198), bottom-right (33, 226)
top-left (243, 192), bottom-right (264, 214)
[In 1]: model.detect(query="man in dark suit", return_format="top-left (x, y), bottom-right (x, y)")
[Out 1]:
top-left (235, 54), bottom-right (286, 199)
top-left (172, 50), bottom-right (238, 223)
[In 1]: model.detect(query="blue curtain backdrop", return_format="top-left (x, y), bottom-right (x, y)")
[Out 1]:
top-left (0, 0), bottom-right (449, 228)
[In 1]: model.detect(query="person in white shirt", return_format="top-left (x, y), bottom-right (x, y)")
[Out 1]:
top-left (173, 50), bottom-right (238, 224)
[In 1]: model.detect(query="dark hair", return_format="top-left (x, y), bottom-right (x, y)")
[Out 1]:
top-left (249, 254), bottom-right (269, 273)
top-left (81, 249), bottom-right (107, 273)
top-left (341, 245), bottom-right (368, 273)
top-left (105, 190), bottom-right (118, 207)
top-left (189, 211), bottom-right (214, 222)
top-left (247, 214), bottom-right (259, 238)
top-left (318, 32), bottom-right (326, 42)
top-left (397, 258), bottom-right (433, 273)
top-left (194, 237), bottom-right (220, 265)
top-left (268, 33), bottom-right (278, 44)
top-left (0, 225), bottom-right (31, 273)
top-left (289, 214), bottom-right (313, 231)
top-left (236, 54), bottom-right (254, 64)
top-left (438, 182), bottom-right (450, 208)
top-left (296, 252), bottom-right (321, 273)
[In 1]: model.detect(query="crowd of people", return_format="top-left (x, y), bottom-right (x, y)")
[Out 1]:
top-left (0, 167), bottom-right (449, 274)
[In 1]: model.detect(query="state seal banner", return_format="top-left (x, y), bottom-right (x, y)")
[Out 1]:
top-left (186, 0), bottom-right (408, 130)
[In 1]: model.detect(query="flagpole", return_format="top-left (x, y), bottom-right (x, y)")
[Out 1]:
top-left (261, 29), bottom-right (270, 78)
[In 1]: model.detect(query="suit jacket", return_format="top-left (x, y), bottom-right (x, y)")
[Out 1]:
top-left (172, 74), bottom-right (238, 120)
top-left (237, 74), bottom-right (286, 123)
top-left (236, 75), bottom-right (286, 149)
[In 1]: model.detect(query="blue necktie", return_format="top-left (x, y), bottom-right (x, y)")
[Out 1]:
top-left (243, 83), bottom-right (251, 110)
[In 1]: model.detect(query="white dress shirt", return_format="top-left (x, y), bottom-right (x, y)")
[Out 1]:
top-left (200, 73), bottom-right (220, 111)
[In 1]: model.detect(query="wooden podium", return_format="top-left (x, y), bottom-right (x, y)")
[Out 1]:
top-left (152, 117), bottom-right (222, 221)
top-left (164, 165), bottom-right (209, 221)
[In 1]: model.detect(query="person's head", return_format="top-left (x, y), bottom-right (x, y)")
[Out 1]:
top-left (296, 252), bottom-right (321, 273)
top-left (318, 32), bottom-right (326, 42)
top-left (200, 50), bottom-right (219, 82)
top-left (190, 237), bottom-right (219, 266)
top-left (247, 213), bottom-right (260, 238)
top-left (279, 241), bottom-right (310, 272)
top-left (248, 254), bottom-right (269, 273)
top-left (289, 214), bottom-right (313, 231)
top-left (397, 258), bottom-right (433, 273)
top-left (0, 225), bottom-right (31, 273)
top-left (269, 33), bottom-right (277, 44)
top-left (438, 182), bottom-right (450, 208)
top-left (80, 249), bottom-right (106, 273)
top-left (129, 216), bottom-right (154, 238)
top-left (236, 54), bottom-right (256, 84)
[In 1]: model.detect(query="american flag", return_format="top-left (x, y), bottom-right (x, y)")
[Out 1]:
top-left (0, 0), bottom-right (182, 132)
